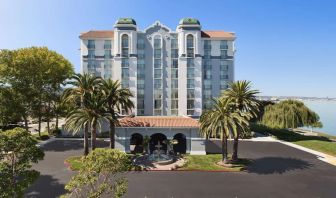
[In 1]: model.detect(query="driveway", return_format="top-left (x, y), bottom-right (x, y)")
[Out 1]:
top-left (26, 139), bottom-right (336, 198)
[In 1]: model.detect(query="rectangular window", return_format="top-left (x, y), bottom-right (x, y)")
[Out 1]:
top-left (121, 68), bottom-right (129, 78)
top-left (104, 60), bottom-right (111, 69)
top-left (121, 80), bottom-right (129, 88)
top-left (122, 48), bottom-right (129, 57)
top-left (154, 109), bottom-right (162, 115)
top-left (171, 39), bottom-right (178, 49)
top-left (187, 68), bottom-right (194, 78)
top-left (171, 69), bottom-right (178, 78)
top-left (171, 100), bottom-right (178, 109)
top-left (187, 110), bottom-right (194, 115)
top-left (220, 40), bottom-right (228, 49)
top-left (172, 59), bottom-right (178, 68)
top-left (171, 79), bottom-right (178, 88)
top-left (187, 89), bottom-right (195, 99)
top-left (137, 89), bottom-right (145, 98)
top-left (137, 80), bottom-right (145, 89)
top-left (154, 49), bottom-right (161, 58)
top-left (137, 39), bottom-right (145, 49)
top-left (171, 89), bottom-right (178, 98)
top-left (220, 50), bottom-right (228, 59)
top-left (203, 79), bottom-right (212, 89)
top-left (104, 40), bottom-right (111, 49)
top-left (187, 100), bottom-right (194, 109)
top-left (204, 40), bottom-right (211, 49)
top-left (187, 58), bottom-right (194, 67)
top-left (154, 59), bottom-right (161, 68)
top-left (104, 50), bottom-right (111, 59)
top-left (137, 69), bottom-right (145, 78)
top-left (154, 99), bottom-right (162, 109)
top-left (121, 58), bottom-right (129, 68)
top-left (154, 69), bottom-right (162, 78)
top-left (137, 99), bottom-right (144, 109)
top-left (171, 49), bottom-right (178, 58)
top-left (88, 40), bottom-right (95, 49)
top-left (154, 79), bottom-right (162, 89)
top-left (122, 38), bottom-right (128, 48)
top-left (187, 79), bottom-right (195, 88)
top-left (204, 69), bottom-right (212, 79)
top-left (187, 48), bottom-right (194, 57)
top-left (204, 49), bottom-right (211, 59)
top-left (137, 109), bottom-right (145, 116)
top-left (220, 81), bottom-right (228, 89)
top-left (154, 38), bottom-right (161, 48)
top-left (88, 50), bottom-right (95, 59)
top-left (204, 89), bottom-right (212, 99)
top-left (154, 89), bottom-right (162, 99)
top-left (171, 109), bottom-right (178, 115)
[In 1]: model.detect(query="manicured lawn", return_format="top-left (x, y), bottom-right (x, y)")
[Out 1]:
top-left (294, 140), bottom-right (336, 156)
top-left (65, 154), bottom-right (250, 172)
top-left (64, 156), bottom-right (83, 170)
top-left (179, 154), bottom-right (250, 171)
top-left (32, 131), bottom-right (50, 141)
top-left (251, 124), bottom-right (336, 157)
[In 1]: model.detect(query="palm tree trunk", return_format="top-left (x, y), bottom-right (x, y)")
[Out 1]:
top-left (91, 122), bottom-right (97, 150)
top-left (221, 132), bottom-right (228, 164)
top-left (232, 137), bottom-right (239, 161)
top-left (109, 120), bottom-right (115, 149)
top-left (84, 124), bottom-right (89, 156)
top-left (23, 116), bottom-right (29, 131)
top-left (55, 114), bottom-right (59, 130)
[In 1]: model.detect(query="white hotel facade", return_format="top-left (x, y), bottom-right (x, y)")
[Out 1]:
top-left (80, 18), bottom-right (236, 117)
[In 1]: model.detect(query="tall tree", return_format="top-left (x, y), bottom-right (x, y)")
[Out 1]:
top-left (0, 128), bottom-right (44, 197)
top-left (262, 100), bottom-right (321, 129)
top-left (63, 74), bottom-right (102, 155)
top-left (0, 47), bottom-right (73, 134)
top-left (222, 80), bottom-right (260, 161)
top-left (62, 149), bottom-right (130, 198)
top-left (200, 98), bottom-right (249, 164)
top-left (101, 79), bottom-right (134, 149)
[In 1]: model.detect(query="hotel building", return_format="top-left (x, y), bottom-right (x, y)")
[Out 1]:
top-left (80, 18), bottom-right (236, 117)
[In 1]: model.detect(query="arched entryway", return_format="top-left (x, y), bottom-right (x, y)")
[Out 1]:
top-left (173, 133), bottom-right (187, 154)
top-left (149, 133), bottom-right (167, 154)
top-left (130, 133), bottom-right (143, 153)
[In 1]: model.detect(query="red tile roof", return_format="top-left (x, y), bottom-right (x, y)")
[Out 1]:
top-left (201, 31), bottom-right (236, 40)
top-left (79, 30), bottom-right (114, 39)
top-left (118, 116), bottom-right (199, 128)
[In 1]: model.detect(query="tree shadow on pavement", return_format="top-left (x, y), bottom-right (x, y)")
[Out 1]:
top-left (247, 157), bottom-right (313, 174)
top-left (25, 174), bottom-right (66, 198)
top-left (42, 139), bottom-right (109, 152)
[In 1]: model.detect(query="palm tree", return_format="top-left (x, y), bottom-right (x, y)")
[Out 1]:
top-left (101, 79), bottom-right (134, 148)
top-left (222, 80), bottom-right (260, 161)
top-left (200, 98), bottom-right (249, 164)
top-left (63, 73), bottom-right (102, 155)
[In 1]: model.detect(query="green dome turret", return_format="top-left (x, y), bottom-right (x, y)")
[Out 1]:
top-left (179, 18), bottom-right (200, 25)
top-left (116, 18), bottom-right (137, 25)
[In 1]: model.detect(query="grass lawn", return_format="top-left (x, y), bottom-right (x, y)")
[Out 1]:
top-left (179, 154), bottom-right (250, 171)
top-left (65, 156), bottom-right (83, 171)
top-left (65, 154), bottom-right (250, 172)
top-left (251, 124), bottom-right (336, 157)
top-left (32, 131), bottom-right (50, 141)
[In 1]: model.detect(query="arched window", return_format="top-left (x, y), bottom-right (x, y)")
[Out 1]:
top-left (121, 34), bottom-right (129, 57)
top-left (121, 34), bottom-right (129, 48)
top-left (186, 34), bottom-right (194, 57)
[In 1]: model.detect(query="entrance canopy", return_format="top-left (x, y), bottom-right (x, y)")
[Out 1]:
top-left (118, 116), bottom-right (200, 128)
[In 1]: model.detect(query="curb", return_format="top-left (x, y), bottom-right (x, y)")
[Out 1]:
top-left (276, 140), bottom-right (336, 166)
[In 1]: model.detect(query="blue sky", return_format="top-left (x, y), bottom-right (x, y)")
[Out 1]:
top-left (1, 0), bottom-right (335, 97)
